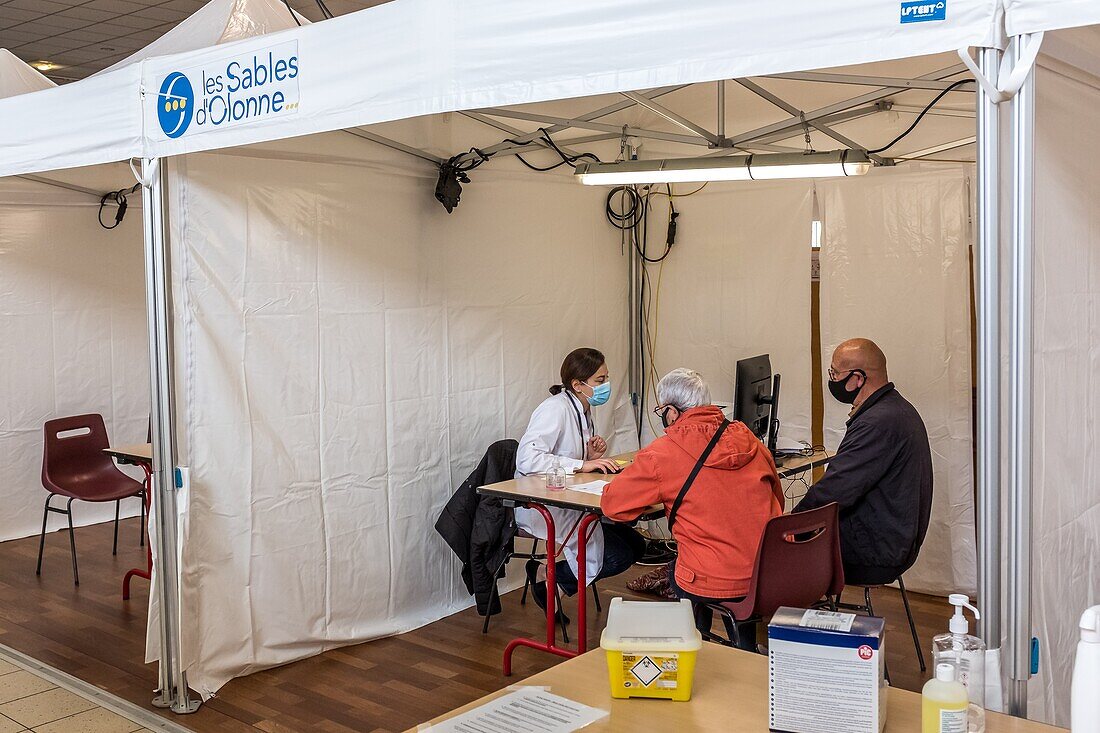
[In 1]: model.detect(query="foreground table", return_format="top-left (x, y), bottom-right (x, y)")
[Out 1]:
top-left (411, 644), bottom-right (1063, 732)
top-left (103, 443), bottom-right (153, 600)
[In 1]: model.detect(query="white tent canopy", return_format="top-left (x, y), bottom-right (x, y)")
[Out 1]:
top-left (3, 0), bottom-right (1100, 726)
top-left (0, 0), bottom-right (1004, 178)
top-left (98, 0), bottom-right (308, 75)
top-left (0, 49), bottom-right (55, 99)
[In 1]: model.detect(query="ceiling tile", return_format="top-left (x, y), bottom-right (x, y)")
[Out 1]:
top-left (81, 0), bottom-right (151, 14)
top-left (131, 6), bottom-right (189, 22)
top-left (4, 0), bottom-right (72, 14)
top-left (109, 14), bottom-right (163, 30)
top-left (63, 7), bottom-right (118, 22)
top-left (0, 8), bottom-right (45, 27)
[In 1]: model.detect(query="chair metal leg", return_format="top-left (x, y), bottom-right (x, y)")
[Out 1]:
top-left (898, 577), bottom-right (926, 672)
top-left (555, 586), bottom-right (569, 645)
top-left (520, 538), bottom-right (539, 606)
top-left (66, 498), bottom-right (79, 586)
top-left (112, 500), bottom-right (120, 556)
top-left (139, 492), bottom-right (146, 547)
top-left (35, 494), bottom-right (52, 576)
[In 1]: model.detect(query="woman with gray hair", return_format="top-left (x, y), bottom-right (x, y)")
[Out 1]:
top-left (602, 367), bottom-right (782, 648)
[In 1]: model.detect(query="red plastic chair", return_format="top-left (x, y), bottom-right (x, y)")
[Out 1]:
top-left (699, 503), bottom-right (845, 648)
top-left (37, 414), bottom-right (146, 585)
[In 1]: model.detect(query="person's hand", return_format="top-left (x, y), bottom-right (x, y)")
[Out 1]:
top-left (581, 458), bottom-right (620, 474)
top-left (588, 435), bottom-right (608, 459)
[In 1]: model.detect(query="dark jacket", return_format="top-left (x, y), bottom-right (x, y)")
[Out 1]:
top-left (435, 440), bottom-right (517, 616)
top-left (795, 384), bottom-right (933, 585)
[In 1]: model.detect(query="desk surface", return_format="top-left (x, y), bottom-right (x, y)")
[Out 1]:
top-left (410, 644), bottom-right (1062, 732)
top-left (774, 448), bottom-right (830, 478)
top-left (104, 443), bottom-right (152, 463)
top-left (477, 449), bottom-right (831, 513)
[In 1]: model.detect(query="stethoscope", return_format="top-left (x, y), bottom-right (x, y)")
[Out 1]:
top-left (565, 389), bottom-right (594, 460)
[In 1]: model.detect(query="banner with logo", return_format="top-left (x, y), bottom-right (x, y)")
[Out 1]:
top-left (135, 0), bottom-right (1000, 161)
top-left (153, 41), bottom-right (300, 140)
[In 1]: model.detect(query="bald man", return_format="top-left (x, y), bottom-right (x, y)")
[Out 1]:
top-left (795, 338), bottom-right (933, 586)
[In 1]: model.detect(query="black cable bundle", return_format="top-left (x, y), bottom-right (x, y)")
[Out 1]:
top-left (434, 128), bottom-right (600, 212)
top-left (98, 184), bottom-right (139, 230)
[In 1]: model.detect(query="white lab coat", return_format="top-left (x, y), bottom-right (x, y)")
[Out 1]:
top-left (515, 390), bottom-right (605, 584)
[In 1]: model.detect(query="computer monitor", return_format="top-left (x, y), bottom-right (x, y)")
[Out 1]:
top-left (733, 354), bottom-right (781, 454)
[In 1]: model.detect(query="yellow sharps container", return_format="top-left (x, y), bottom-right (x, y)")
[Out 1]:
top-left (600, 597), bottom-right (702, 701)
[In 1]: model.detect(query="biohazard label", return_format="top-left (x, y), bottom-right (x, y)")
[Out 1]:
top-left (623, 653), bottom-right (679, 689)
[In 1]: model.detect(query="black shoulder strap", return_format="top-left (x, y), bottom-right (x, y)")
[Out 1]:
top-left (667, 419), bottom-right (730, 533)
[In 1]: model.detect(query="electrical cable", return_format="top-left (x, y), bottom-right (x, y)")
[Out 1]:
top-left (315, 0), bottom-right (335, 19)
top-left (866, 79), bottom-right (974, 154)
top-left (97, 183), bottom-right (140, 230)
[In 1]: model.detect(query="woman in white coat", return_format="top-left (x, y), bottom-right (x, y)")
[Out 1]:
top-left (515, 347), bottom-right (645, 622)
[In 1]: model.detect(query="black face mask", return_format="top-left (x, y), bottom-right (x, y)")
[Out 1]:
top-left (659, 406), bottom-right (678, 429)
top-left (828, 370), bottom-right (865, 404)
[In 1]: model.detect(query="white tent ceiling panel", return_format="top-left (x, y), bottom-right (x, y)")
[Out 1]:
top-left (136, 0), bottom-right (1000, 161)
top-left (1005, 0), bottom-right (1100, 36)
top-left (0, 49), bottom-right (55, 99)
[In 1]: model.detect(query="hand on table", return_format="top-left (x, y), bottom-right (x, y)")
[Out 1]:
top-left (587, 435), bottom-right (608, 459)
top-left (581, 458), bottom-right (620, 474)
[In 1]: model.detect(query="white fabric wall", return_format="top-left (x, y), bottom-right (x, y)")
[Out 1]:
top-left (0, 178), bottom-right (148, 542)
top-left (644, 182), bottom-right (813, 444)
top-left (1027, 64), bottom-right (1100, 727)
top-left (167, 138), bottom-right (634, 696)
top-left (818, 167), bottom-right (977, 596)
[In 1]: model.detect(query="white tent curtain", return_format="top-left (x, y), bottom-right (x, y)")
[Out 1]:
top-left (643, 181), bottom-right (814, 455)
top-left (165, 135), bottom-right (635, 696)
top-left (1027, 63), bottom-right (1100, 727)
top-left (818, 166), bottom-right (977, 596)
top-left (0, 177), bottom-right (148, 542)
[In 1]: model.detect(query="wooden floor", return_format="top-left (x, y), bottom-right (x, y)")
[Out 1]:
top-left (0, 518), bottom-right (953, 732)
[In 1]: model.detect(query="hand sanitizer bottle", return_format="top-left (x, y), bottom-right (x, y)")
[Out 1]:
top-left (931, 594), bottom-right (985, 733)
top-left (1072, 606), bottom-right (1100, 732)
top-left (546, 458), bottom-right (566, 491)
top-left (923, 663), bottom-right (970, 733)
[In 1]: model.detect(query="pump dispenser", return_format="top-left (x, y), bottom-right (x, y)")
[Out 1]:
top-left (932, 594), bottom-right (985, 733)
top-left (1072, 605), bottom-right (1100, 731)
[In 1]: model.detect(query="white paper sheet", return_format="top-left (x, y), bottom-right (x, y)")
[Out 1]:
top-left (426, 687), bottom-right (608, 733)
top-left (569, 480), bottom-right (610, 496)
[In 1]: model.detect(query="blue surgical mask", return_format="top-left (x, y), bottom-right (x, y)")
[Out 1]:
top-left (585, 381), bottom-right (612, 407)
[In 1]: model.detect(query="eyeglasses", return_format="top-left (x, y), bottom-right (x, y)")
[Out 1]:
top-left (828, 367), bottom-right (866, 381)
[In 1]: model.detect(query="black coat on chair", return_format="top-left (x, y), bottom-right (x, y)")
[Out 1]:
top-left (436, 440), bottom-right (518, 616)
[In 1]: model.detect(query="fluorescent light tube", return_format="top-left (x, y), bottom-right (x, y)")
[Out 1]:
top-left (575, 150), bottom-right (873, 185)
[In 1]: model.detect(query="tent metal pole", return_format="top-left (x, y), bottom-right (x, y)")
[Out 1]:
top-left (717, 80), bottom-right (725, 139)
top-left (764, 70), bottom-right (975, 91)
top-left (975, 45), bottom-right (1003, 659)
top-left (141, 157), bottom-right (199, 715)
top-left (1007, 36), bottom-right (1036, 718)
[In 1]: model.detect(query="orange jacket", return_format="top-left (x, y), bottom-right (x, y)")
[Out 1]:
top-left (601, 406), bottom-right (783, 599)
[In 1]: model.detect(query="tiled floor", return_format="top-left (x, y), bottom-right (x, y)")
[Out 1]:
top-left (0, 657), bottom-right (157, 733)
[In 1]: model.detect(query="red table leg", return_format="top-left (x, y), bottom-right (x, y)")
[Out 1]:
top-left (503, 503), bottom-right (579, 675)
top-left (502, 504), bottom-right (605, 674)
top-left (574, 512), bottom-right (601, 655)
top-left (123, 464), bottom-right (153, 601)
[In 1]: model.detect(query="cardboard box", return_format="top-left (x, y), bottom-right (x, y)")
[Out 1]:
top-left (768, 607), bottom-right (887, 733)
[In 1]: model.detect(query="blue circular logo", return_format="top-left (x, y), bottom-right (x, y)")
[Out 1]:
top-left (157, 72), bottom-right (194, 138)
